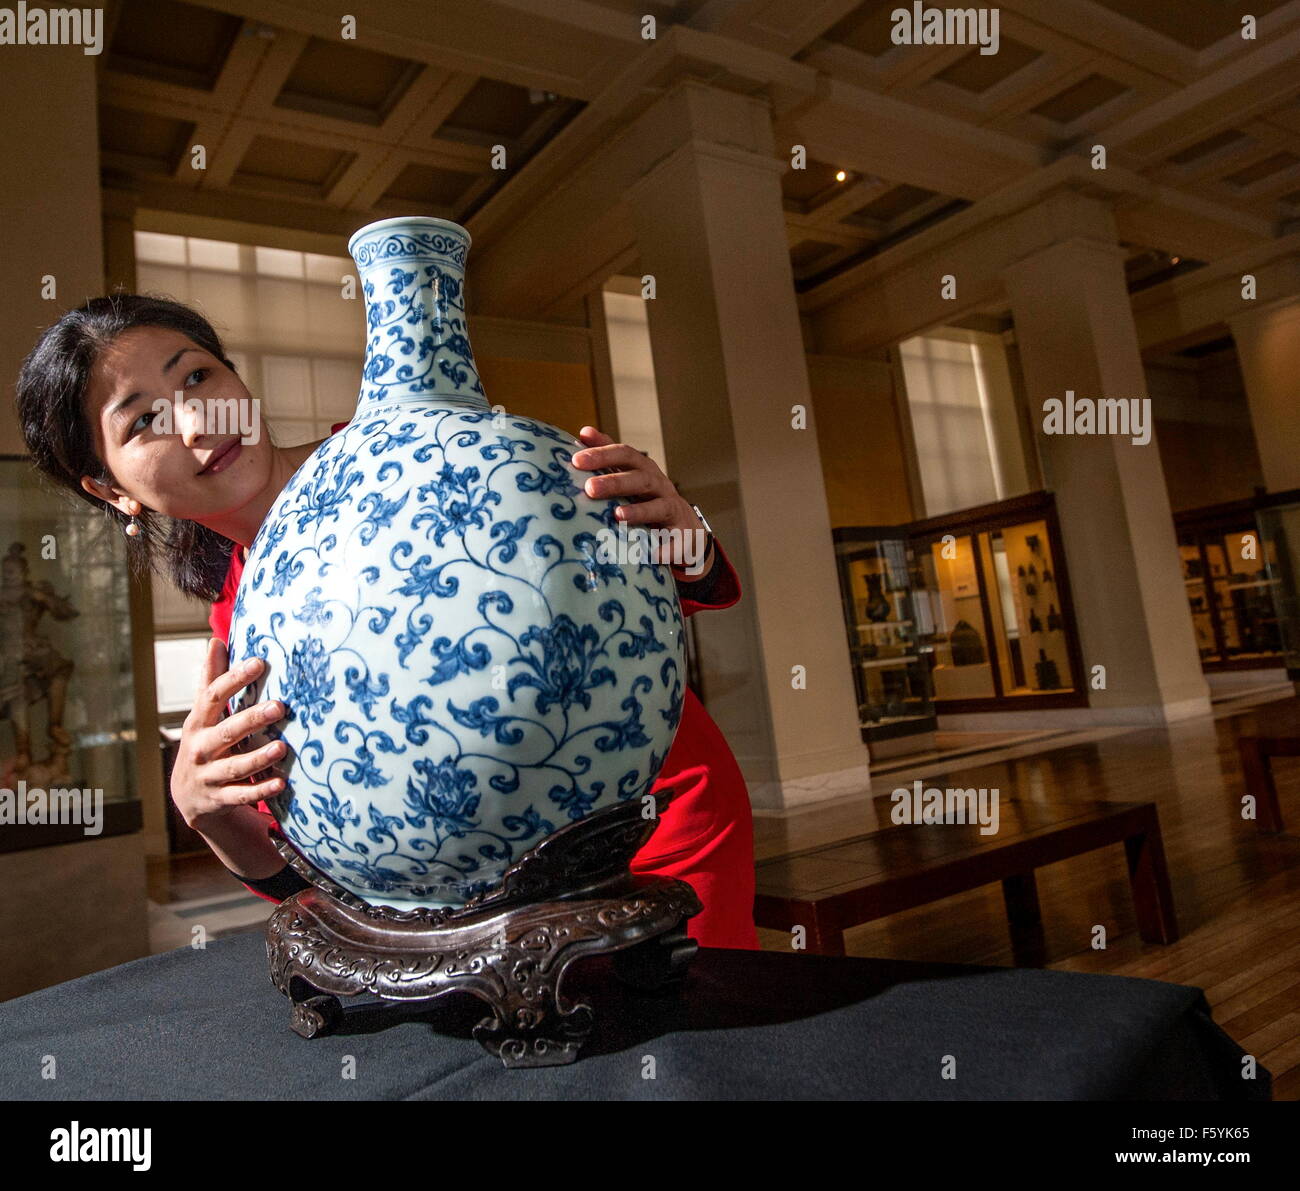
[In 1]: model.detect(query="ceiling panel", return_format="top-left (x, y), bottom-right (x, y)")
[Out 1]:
top-left (1089, 0), bottom-right (1290, 51)
top-left (108, 0), bottom-right (241, 90)
top-left (274, 37), bottom-right (424, 125)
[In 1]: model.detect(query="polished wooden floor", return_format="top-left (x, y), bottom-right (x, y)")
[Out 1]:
top-left (153, 689), bottom-right (1300, 1099)
top-left (754, 691), bottom-right (1300, 1100)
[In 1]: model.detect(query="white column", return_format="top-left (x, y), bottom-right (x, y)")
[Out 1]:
top-left (1228, 299), bottom-right (1300, 493)
top-left (1004, 229), bottom-right (1210, 724)
top-left (623, 82), bottom-right (871, 809)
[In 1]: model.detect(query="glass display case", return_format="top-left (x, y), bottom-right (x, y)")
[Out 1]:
top-left (837, 493), bottom-right (1086, 723)
top-left (908, 497), bottom-right (1084, 707)
top-left (832, 530), bottom-right (936, 747)
top-left (1255, 498), bottom-right (1300, 683)
top-left (0, 457), bottom-right (141, 853)
top-left (1174, 500), bottom-right (1283, 668)
top-left (929, 518), bottom-right (1078, 698)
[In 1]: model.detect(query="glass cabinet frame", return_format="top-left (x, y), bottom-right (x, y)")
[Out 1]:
top-left (832, 529), bottom-right (938, 745)
top-left (1174, 492), bottom-right (1288, 670)
top-left (1252, 491), bottom-right (1300, 684)
top-left (836, 492), bottom-right (1087, 719)
top-left (0, 455), bottom-right (142, 854)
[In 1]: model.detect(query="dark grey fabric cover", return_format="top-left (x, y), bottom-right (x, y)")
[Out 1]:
top-left (0, 930), bottom-right (1269, 1100)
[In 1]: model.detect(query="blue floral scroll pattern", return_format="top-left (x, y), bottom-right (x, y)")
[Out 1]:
top-left (229, 405), bottom-right (685, 909)
top-left (354, 227), bottom-right (483, 409)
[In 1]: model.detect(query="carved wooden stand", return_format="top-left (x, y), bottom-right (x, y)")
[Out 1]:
top-left (265, 788), bottom-right (702, 1067)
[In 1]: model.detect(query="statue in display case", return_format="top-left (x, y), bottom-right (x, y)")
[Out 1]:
top-left (0, 541), bottom-right (79, 787)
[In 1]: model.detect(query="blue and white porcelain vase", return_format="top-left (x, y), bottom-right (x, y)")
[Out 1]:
top-left (227, 215), bottom-right (685, 909)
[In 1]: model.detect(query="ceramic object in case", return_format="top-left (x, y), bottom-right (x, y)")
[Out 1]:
top-left (227, 216), bottom-right (685, 909)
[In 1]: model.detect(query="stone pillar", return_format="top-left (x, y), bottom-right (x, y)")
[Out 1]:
top-left (1228, 299), bottom-right (1300, 493)
top-left (623, 82), bottom-right (871, 809)
top-left (583, 290), bottom-right (622, 443)
top-left (102, 187), bottom-right (140, 293)
top-left (99, 188), bottom-right (169, 859)
top-left (0, 45), bottom-right (151, 995)
top-left (1003, 228), bottom-right (1210, 723)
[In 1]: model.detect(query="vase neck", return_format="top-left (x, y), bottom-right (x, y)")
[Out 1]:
top-left (349, 218), bottom-right (490, 412)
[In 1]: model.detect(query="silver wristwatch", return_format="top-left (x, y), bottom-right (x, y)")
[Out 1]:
top-left (677, 504), bottom-right (714, 579)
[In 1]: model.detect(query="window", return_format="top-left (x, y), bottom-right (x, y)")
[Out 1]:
top-left (897, 329), bottom-right (1027, 517)
top-left (135, 231), bottom-right (364, 447)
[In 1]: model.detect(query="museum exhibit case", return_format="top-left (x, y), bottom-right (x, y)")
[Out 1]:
top-left (832, 529), bottom-right (937, 754)
top-left (911, 495), bottom-right (1083, 709)
top-left (1254, 493), bottom-right (1300, 687)
top-left (1175, 493), bottom-right (1288, 670)
top-left (835, 493), bottom-right (1086, 733)
top-left (0, 456), bottom-right (141, 852)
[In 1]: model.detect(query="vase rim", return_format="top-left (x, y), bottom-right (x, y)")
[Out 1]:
top-left (348, 215), bottom-right (471, 257)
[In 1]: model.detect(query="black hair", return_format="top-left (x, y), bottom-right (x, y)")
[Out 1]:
top-left (15, 292), bottom-right (243, 602)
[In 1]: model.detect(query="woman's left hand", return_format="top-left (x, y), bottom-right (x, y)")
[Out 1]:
top-left (570, 426), bottom-right (712, 577)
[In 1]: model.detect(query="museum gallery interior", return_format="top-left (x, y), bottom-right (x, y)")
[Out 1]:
top-left (0, 0), bottom-right (1298, 1103)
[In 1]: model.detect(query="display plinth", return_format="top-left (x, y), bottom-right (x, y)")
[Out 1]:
top-left (264, 789), bottom-right (701, 1067)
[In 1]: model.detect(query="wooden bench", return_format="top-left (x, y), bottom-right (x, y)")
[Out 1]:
top-left (754, 798), bottom-right (1178, 962)
top-left (1236, 735), bottom-right (1298, 834)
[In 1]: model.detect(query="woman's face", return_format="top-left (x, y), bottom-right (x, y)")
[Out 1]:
top-left (80, 325), bottom-right (274, 523)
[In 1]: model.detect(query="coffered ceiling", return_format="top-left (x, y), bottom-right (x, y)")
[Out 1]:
top-left (98, 0), bottom-right (588, 228)
top-left (776, 0), bottom-right (1299, 290)
top-left (96, 0), bottom-right (1300, 327)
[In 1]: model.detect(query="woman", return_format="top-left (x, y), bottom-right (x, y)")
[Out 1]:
top-left (16, 293), bottom-right (759, 950)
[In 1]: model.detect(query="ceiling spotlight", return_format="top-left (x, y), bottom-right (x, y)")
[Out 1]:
top-left (1170, 255), bottom-right (1181, 264)
top-left (836, 170), bottom-right (847, 182)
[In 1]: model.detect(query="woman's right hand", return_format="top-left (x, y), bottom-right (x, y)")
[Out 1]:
top-left (171, 638), bottom-right (287, 833)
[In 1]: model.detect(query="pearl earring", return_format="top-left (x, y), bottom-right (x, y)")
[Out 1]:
top-left (125, 516), bottom-right (140, 538)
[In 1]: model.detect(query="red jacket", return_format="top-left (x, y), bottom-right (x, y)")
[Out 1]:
top-left (208, 424), bottom-right (758, 949)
